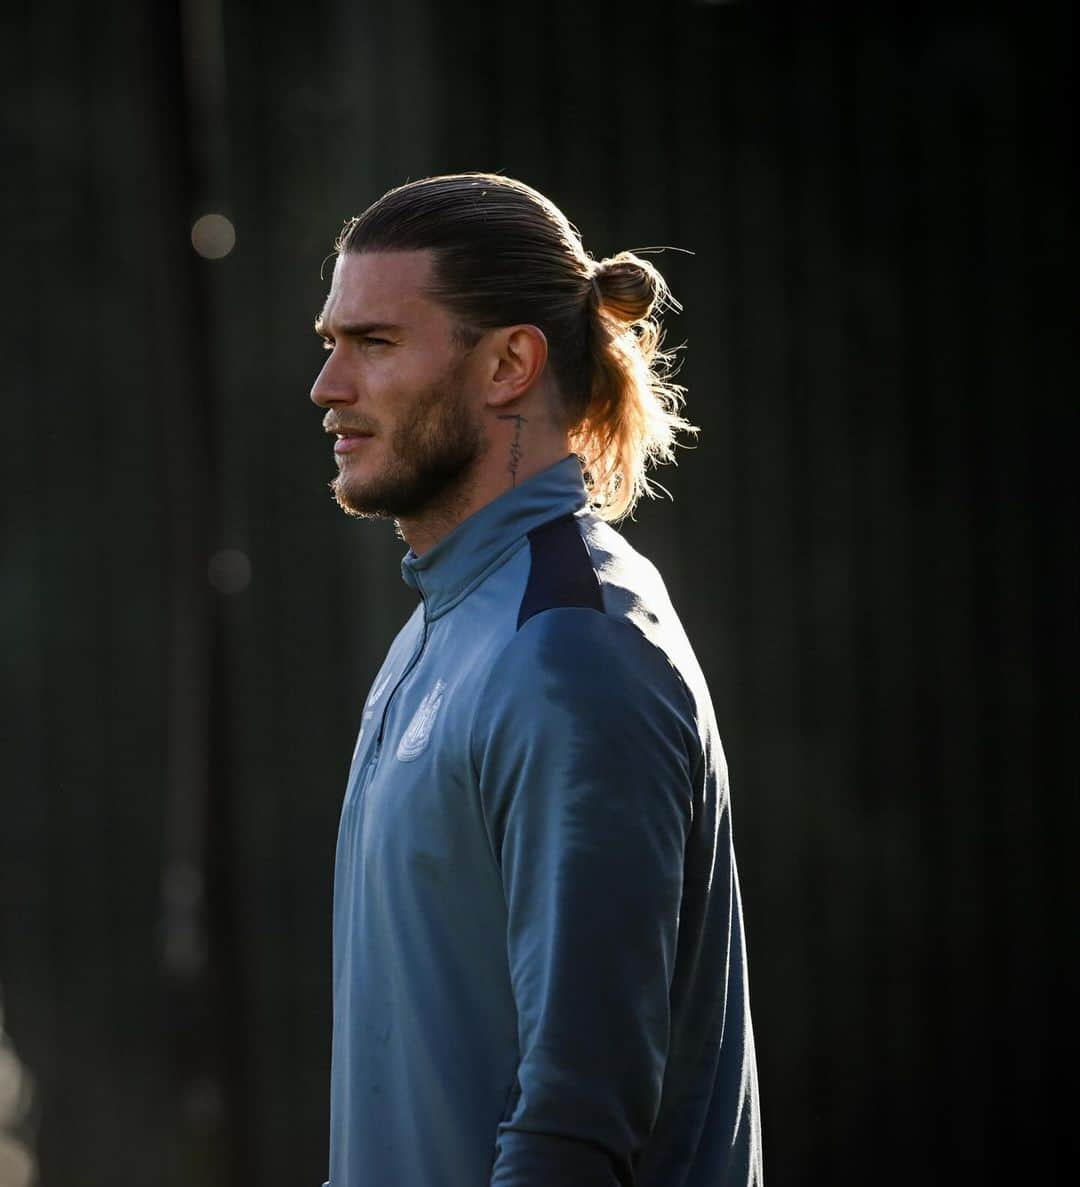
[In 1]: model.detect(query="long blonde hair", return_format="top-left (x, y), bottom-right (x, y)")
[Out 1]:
top-left (338, 173), bottom-right (697, 520)
top-left (575, 250), bottom-right (694, 520)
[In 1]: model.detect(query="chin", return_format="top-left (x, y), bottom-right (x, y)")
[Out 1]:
top-left (332, 457), bottom-right (475, 522)
top-left (331, 473), bottom-right (392, 519)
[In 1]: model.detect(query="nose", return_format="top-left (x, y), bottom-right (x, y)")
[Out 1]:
top-left (310, 347), bottom-right (355, 409)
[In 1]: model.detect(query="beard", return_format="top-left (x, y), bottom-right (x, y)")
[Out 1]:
top-left (331, 360), bottom-right (486, 521)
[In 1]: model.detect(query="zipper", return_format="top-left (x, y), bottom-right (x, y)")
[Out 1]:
top-left (349, 591), bottom-right (429, 816)
top-left (375, 590), bottom-right (430, 751)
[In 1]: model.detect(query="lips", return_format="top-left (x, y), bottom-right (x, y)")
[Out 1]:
top-left (333, 432), bottom-right (373, 455)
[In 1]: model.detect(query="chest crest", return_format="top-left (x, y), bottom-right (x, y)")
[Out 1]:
top-left (396, 679), bottom-right (447, 762)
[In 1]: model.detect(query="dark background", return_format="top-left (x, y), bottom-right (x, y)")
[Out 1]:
top-left (2, 1), bottom-right (1075, 1184)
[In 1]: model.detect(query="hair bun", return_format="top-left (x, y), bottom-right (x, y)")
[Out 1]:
top-left (591, 251), bottom-right (669, 323)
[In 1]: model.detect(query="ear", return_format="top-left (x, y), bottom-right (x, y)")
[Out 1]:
top-left (483, 325), bottom-right (549, 409)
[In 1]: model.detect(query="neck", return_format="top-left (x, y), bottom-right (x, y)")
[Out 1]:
top-left (398, 416), bottom-right (570, 555)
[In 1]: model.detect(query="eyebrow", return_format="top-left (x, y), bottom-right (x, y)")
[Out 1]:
top-left (313, 319), bottom-right (402, 338)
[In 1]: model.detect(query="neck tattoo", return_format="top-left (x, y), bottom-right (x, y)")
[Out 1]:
top-left (497, 413), bottom-right (527, 486)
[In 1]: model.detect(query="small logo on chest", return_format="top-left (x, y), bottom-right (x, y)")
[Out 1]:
top-left (355, 668), bottom-right (395, 753)
top-left (396, 679), bottom-right (447, 762)
top-left (367, 669), bottom-right (395, 710)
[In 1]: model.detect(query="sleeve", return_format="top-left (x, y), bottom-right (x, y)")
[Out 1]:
top-left (471, 609), bottom-right (700, 1187)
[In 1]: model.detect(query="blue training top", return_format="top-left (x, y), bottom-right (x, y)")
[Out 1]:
top-left (326, 455), bottom-right (763, 1187)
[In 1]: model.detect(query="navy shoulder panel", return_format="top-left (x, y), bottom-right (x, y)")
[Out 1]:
top-left (517, 513), bottom-right (604, 630)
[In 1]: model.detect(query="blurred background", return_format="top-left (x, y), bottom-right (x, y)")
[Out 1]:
top-left (2, 1), bottom-right (1075, 1184)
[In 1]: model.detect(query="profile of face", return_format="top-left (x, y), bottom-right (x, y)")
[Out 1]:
top-left (310, 250), bottom-right (487, 521)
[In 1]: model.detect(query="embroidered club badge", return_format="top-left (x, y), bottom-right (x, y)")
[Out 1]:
top-left (396, 679), bottom-right (447, 762)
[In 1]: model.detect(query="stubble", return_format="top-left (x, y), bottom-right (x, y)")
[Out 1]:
top-left (331, 361), bottom-right (485, 522)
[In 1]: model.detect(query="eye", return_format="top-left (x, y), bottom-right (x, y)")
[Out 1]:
top-left (361, 336), bottom-right (391, 348)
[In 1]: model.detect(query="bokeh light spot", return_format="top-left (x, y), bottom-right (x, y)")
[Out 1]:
top-left (191, 213), bottom-right (236, 260)
top-left (207, 548), bottom-right (252, 594)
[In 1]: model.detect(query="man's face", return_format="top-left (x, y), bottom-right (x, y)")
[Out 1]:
top-left (311, 250), bottom-right (486, 520)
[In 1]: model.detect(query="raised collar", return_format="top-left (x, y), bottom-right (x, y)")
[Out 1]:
top-left (400, 455), bottom-right (588, 620)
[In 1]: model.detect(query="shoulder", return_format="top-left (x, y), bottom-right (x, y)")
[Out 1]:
top-left (500, 607), bottom-right (670, 684)
top-left (471, 607), bottom-right (699, 757)
top-left (469, 608), bottom-right (702, 852)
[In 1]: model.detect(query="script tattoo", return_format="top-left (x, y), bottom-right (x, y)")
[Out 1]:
top-left (497, 413), bottom-right (527, 486)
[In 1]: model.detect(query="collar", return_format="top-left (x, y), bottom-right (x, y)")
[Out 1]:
top-left (400, 454), bottom-right (588, 620)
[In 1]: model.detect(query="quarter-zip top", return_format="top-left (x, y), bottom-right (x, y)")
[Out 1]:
top-left (326, 454), bottom-right (763, 1187)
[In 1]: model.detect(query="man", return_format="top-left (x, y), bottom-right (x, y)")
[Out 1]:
top-left (311, 173), bottom-right (763, 1186)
